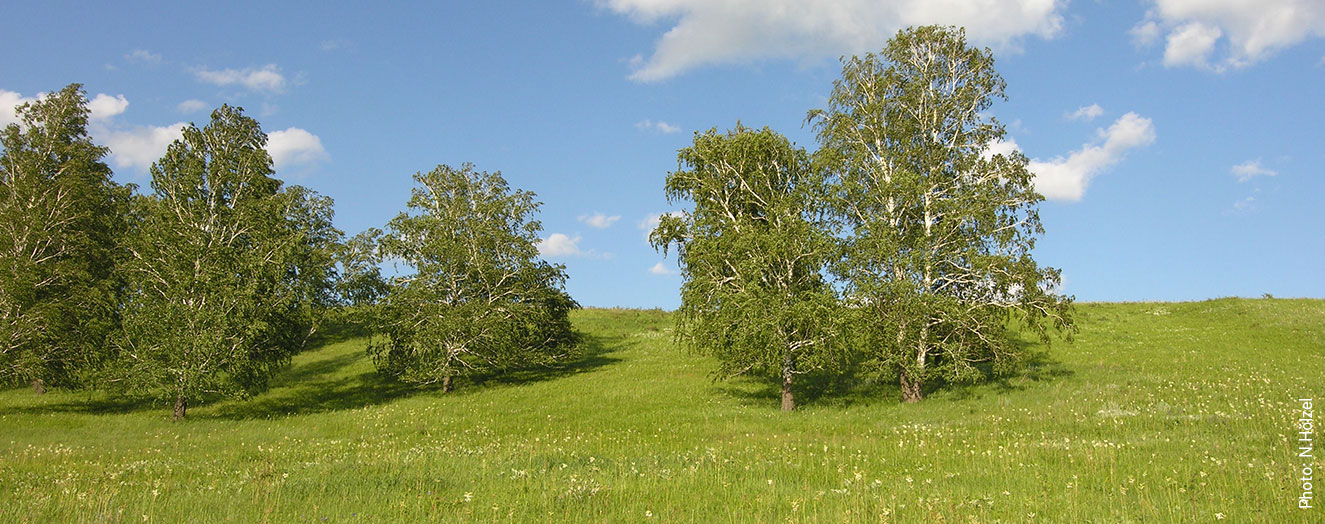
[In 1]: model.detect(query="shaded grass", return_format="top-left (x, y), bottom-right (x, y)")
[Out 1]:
top-left (0, 299), bottom-right (1321, 522)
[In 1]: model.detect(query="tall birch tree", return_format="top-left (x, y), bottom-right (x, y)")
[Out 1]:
top-left (809, 26), bottom-right (1073, 402)
top-left (651, 125), bottom-right (841, 411)
top-left (116, 105), bottom-right (340, 418)
top-left (0, 84), bottom-right (129, 392)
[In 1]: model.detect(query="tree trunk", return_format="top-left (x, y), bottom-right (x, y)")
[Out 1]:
top-left (780, 354), bottom-right (795, 411)
top-left (899, 317), bottom-right (931, 403)
top-left (899, 372), bottom-right (922, 403)
top-left (173, 393), bottom-right (187, 420)
top-left (442, 374), bottom-right (453, 393)
top-left (32, 379), bottom-right (45, 395)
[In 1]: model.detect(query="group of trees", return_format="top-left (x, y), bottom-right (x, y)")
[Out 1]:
top-left (651, 26), bottom-right (1074, 410)
top-left (2, 25), bottom-right (1070, 417)
top-left (0, 85), bottom-right (576, 418)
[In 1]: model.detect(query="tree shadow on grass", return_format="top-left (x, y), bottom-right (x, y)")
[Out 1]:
top-left (710, 367), bottom-right (893, 410)
top-left (466, 331), bottom-right (625, 388)
top-left (710, 339), bottom-right (1074, 410)
top-left (940, 345), bottom-right (1075, 401)
top-left (207, 331), bottom-right (623, 420)
top-left (0, 331), bottom-right (624, 420)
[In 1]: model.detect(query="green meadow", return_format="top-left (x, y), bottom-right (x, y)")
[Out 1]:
top-left (1, 298), bottom-right (1321, 523)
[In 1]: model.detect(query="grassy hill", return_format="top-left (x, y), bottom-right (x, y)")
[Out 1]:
top-left (1, 299), bottom-right (1322, 522)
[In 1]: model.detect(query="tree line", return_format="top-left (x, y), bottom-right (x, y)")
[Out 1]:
top-left (0, 88), bottom-right (575, 419)
top-left (1, 25), bottom-right (1071, 416)
top-left (650, 26), bottom-right (1074, 410)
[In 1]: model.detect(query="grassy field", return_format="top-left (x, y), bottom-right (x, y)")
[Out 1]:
top-left (1, 299), bottom-right (1321, 522)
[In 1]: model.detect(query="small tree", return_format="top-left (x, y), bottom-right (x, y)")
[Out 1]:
top-left (651, 125), bottom-right (841, 411)
top-left (116, 105), bottom-right (340, 418)
top-left (370, 163), bottom-right (576, 392)
top-left (809, 26), bottom-right (1072, 402)
top-left (0, 84), bottom-right (130, 392)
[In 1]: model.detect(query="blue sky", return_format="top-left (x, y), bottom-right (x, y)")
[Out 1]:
top-left (2, 1), bottom-right (1321, 307)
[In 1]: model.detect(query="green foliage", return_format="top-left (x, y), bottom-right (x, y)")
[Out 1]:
top-left (369, 163), bottom-right (577, 389)
top-left (0, 84), bottom-right (130, 390)
top-left (810, 26), bottom-right (1073, 401)
top-left (327, 227), bottom-right (390, 330)
top-left (651, 125), bottom-right (843, 409)
top-left (114, 105), bottom-right (341, 416)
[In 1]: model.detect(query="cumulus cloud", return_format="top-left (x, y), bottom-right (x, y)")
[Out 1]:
top-left (194, 64), bottom-right (287, 93)
top-left (3, 90), bottom-right (128, 125)
top-left (1066, 104), bottom-right (1104, 122)
top-left (176, 99), bottom-right (209, 113)
top-left (649, 261), bottom-right (677, 275)
top-left (599, 0), bottom-right (1066, 81)
top-left (125, 49), bottom-right (161, 64)
top-left (1135, 0), bottom-right (1325, 70)
top-left (3, 88), bottom-right (180, 174)
top-left (992, 113), bottom-right (1156, 202)
top-left (537, 233), bottom-right (585, 258)
top-left (1231, 159), bottom-right (1276, 182)
top-left (0, 89), bottom-right (41, 127)
top-left (1130, 20), bottom-right (1163, 47)
top-left (266, 127), bottom-right (329, 173)
top-left (88, 94), bottom-right (129, 121)
top-left (635, 119), bottom-right (682, 134)
top-left (102, 123), bottom-right (188, 173)
top-left (578, 212), bottom-right (621, 229)
top-left (1163, 22), bottom-right (1222, 67)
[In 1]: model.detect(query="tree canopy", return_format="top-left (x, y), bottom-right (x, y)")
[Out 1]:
top-left (810, 25), bottom-right (1073, 402)
top-left (369, 163), bottom-right (577, 392)
top-left (0, 84), bottom-right (130, 392)
top-left (651, 125), bottom-right (842, 411)
top-left (114, 105), bottom-right (341, 418)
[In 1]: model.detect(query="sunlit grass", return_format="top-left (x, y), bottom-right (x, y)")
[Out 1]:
top-left (1, 299), bottom-right (1321, 522)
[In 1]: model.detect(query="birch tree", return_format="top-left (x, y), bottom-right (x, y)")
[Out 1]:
top-left (116, 105), bottom-right (341, 418)
top-left (651, 125), bottom-right (842, 411)
top-left (369, 163), bottom-right (577, 392)
top-left (809, 26), bottom-right (1073, 402)
top-left (0, 84), bottom-right (129, 392)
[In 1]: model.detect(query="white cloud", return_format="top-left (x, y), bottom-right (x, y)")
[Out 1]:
top-left (638, 211), bottom-right (685, 239)
top-left (1138, 0), bottom-right (1325, 70)
top-left (1130, 20), bottom-right (1163, 48)
top-left (125, 49), bottom-right (161, 64)
top-left (599, 0), bottom-right (1066, 81)
top-left (1163, 22), bottom-right (1222, 68)
top-left (176, 99), bottom-right (208, 113)
top-left (1066, 104), bottom-right (1104, 122)
top-left (649, 261), bottom-right (677, 275)
top-left (0, 90), bottom-right (41, 127)
top-left (996, 113), bottom-right (1156, 202)
top-left (578, 212), bottom-right (621, 229)
top-left (194, 64), bottom-right (287, 93)
top-left (266, 127), bottom-right (328, 173)
top-left (635, 119), bottom-right (682, 134)
top-left (1231, 159), bottom-right (1276, 182)
top-left (87, 93), bottom-right (129, 121)
top-left (537, 233), bottom-right (584, 258)
top-left (102, 123), bottom-right (188, 173)
top-left (983, 138), bottom-right (1022, 161)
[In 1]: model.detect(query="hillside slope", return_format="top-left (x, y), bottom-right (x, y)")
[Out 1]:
top-left (1, 299), bottom-right (1321, 522)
